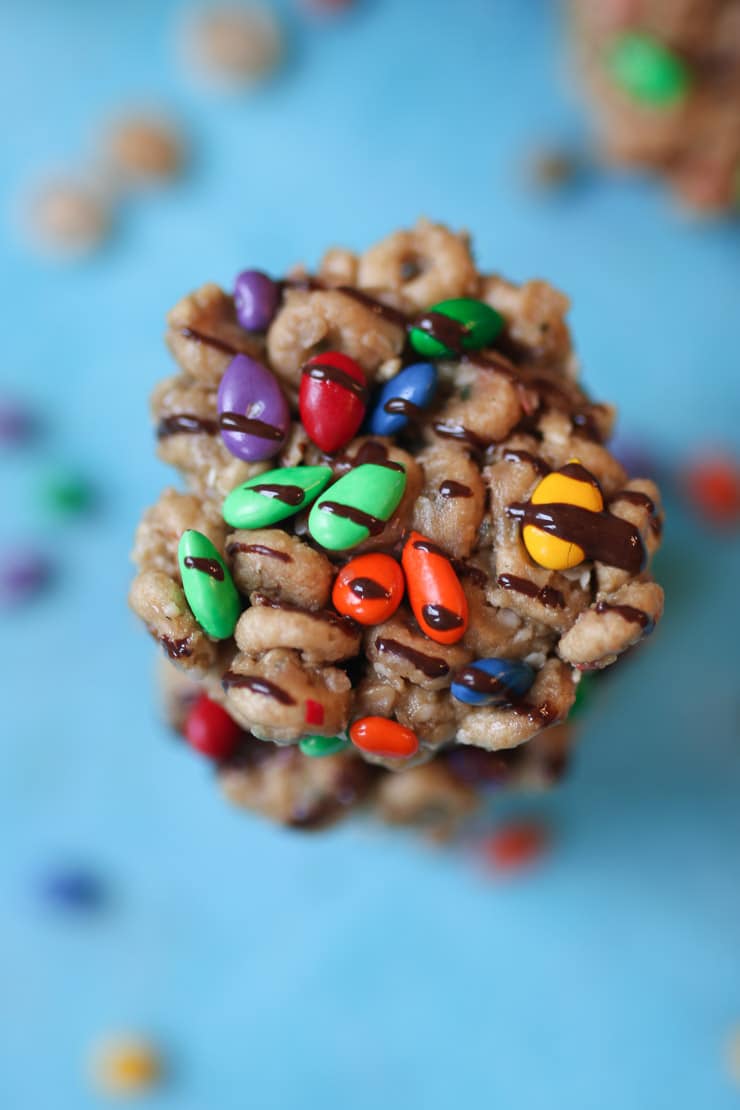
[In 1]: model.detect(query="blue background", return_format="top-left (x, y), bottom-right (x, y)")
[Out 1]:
top-left (2, 1), bottom-right (739, 1107)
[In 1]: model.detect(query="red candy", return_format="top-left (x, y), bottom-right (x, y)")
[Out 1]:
top-left (304, 698), bottom-right (325, 726)
top-left (349, 716), bottom-right (419, 759)
top-left (332, 553), bottom-right (404, 625)
top-left (299, 351), bottom-right (368, 453)
top-left (482, 821), bottom-right (549, 872)
top-left (183, 694), bottom-right (241, 760)
top-left (683, 454), bottom-right (740, 526)
top-left (402, 531), bottom-right (468, 644)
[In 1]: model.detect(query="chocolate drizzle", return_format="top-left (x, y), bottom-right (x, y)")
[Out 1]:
top-left (226, 542), bottom-right (292, 563)
top-left (334, 440), bottom-right (405, 475)
top-left (454, 665), bottom-right (518, 701)
top-left (414, 311), bottom-right (469, 354)
top-left (221, 670), bottom-right (296, 705)
top-left (157, 413), bottom-right (218, 438)
top-left (318, 501), bottom-right (385, 535)
top-left (502, 448), bottom-right (549, 476)
top-left (507, 502), bottom-right (645, 574)
top-left (179, 326), bottom-right (239, 356)
top-left (335, 285), bottom-right (408, 329)
top-left (219, 412), bottom-right (285, 441)
top-left (183, 555), bottom-right (224, 580)
top-left (349, 577), bottom-right (390, 600)
top-left (302, 362), bottom-right (369, 402)
top-left (252, 593), bottom-right (357, 633)
top-left (248, 483), bottom-right (304, 506)
top-left (439, 479), bottom-right (473, 498)
top-left (432, 421), bottom-right (492, 452)
top-left (383, 397), bottom-right (422, 418)
top-left (374, 637), bottom-right (449, 679)
top-left (465, 351), bottom-right (518, 380)
top-left (608, 489), bottom-right (662, 537)
top-left (160, 634), bottom-right (192, 659)
top-left (557, 461), bottom-right (601, 487)
top-left (497, 572), bottom-right (565, 610)
top-left (595, 600), bottom-right (651, 629)
top-left (421, 603), bottom-right (464, 632)
top-left (412, 538), bottom-right (449, 558)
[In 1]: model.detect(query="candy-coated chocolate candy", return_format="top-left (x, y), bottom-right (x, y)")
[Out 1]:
top-left (349, 716), bottom-right (419, 759)
top-left (523, 460), bottom-right (604, 570)
top-left (451, 657), bottom-right (535, 707)
top-left (90, 1036), bottom-right (162, 1095)
top-left (332, 553), bottom-right (404, 625)
top-left (184, 694), bottom-right (241, 759)
top-left (178, 530), bottom-right (241, 639)
top-left (483, 821), bottom-right (549, 871)
top-left (368, 361), bottom-right (437, 436)
top-left (299, 734), bottom-right (350, 757)
top-left (409, 297), bottom-right (504, 359)
top-left (569, 672), bottom-right (596, 720)
top-left (401, 531), bottom-right (468, 644)
top-left (0, 549), bottom-right (52, 605)
top-left (683, 454), bottom-right (740, 526)
top-left (299, 351), bottom-right (368, 453)
top-left (39, 867), bottom-right (105, 911)
top-left (222, 465), bottom-right (333, 529)
top-left (606, 32), bottom-right (691, 106)
top-left (309, 462), bottom-right (406, 551)
top-left (234, 269), bottom-right (280, 331)
top-left (217, 353), bottom-right (289, 462)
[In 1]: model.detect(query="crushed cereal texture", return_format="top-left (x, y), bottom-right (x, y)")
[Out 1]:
top-left (131, 219), bottom-right (664, 831)
top-left (571, 0), bottom-right (740, 213)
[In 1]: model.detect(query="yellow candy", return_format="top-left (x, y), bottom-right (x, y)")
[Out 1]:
top-left (523, 460), bottom-right (604, 570)
top-left (89, 1036), bottom-right (162, 1095)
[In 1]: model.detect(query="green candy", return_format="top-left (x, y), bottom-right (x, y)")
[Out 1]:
top-left (606, 33), bottom-right (690, 107)
top-left (569, 673), bottom-right (596, 721)
top-left (223, 465), bottom-right (333, 529)
top-left (299, 734), bottom-right (350, 758)
top-left (308, 462), bottom-right (406, 551)
top-left (178, 530), bottom-right (241, 639)
top-left (409, 297), bottom-right (504, 358)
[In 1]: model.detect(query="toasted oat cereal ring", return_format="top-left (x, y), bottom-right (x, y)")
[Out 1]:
top-left (402, 531), bottom-right (468, 644)
top-left (332, 553), bottom-right (404, 625)
top-left (523, 460), bottom-right (604, 571)
top-left (349, 716), bottom-right (419, 759)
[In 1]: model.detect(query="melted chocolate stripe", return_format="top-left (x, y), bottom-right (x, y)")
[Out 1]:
top-left (375, 637), bottom-right (449, 679)
top-left (384, 397), bottom-right (422, 418)
top-left (302, 362), bottom-right (369, 402)
top-left (179, 326), bottom-right (239, 355)
top-left (318, 501), bottom-right (385, 535)
top-left (219, 412), bottom-right (284, 441)
top-left (336, 285), bottom-right (408, 328)
top-left (421, 603), bottom-right (464, 632)
top-left (414, 311), bottom-right (469, 354)
top-left (226, 542), bottom-right (292, 563)
top-left (507, 502), bottom-right (645, 574)
top-left (439, 479), bottom-right (473, 498)
top-left (249, 483), bottom-right (304, 506)
top-left (157, 413), bottom-right (219, 438)
top-left (595, 600), bottom-right (651, 629)
top-left (349, 577), bottom-right (390, 600)
top-left (497, 572), bottom-right (565, 610)
top-left (502, 448), bottom-right (550, 476)
top-left (221, 671), bottom-right (296, 705)
top-left (455, 665), bottom-right (518, 700)
top-left (412, 538), bottom-right (449, 558)
top-left (183, 555), bottom-right (224, 580)
top-left (252, 593), bottom-right (358, 633)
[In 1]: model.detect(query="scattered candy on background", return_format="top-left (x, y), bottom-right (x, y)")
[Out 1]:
top-left (88, 1036), bottom-right (163, 1097)
top-left (37, 867), bottom-right (107, 912)
top-left (0, 397), bottom-right (39, 446)
top-left (482, 820), bottom-right (550, 873)
top-left (41, 470), bottom-right (96, 517)
top-left (682, 454), bottom-right (740, 528)
top-left (0, 549), bottom-right (53, 606)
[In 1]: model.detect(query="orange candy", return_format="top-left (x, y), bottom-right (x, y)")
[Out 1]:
top-left (332, 553), bottom-right (404, 625)
top-left (349, 716), bottom-right (419, 759)
top-left (401, 531), bottom-right (468, 644)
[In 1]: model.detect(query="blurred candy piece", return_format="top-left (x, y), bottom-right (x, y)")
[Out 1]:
top-left (89, 1035), bottom-right (163, 1095)
top-left (524, 145), bottom-right (586, 193)
top-left (0, 549), bottom-right (52, 605)
top-left (682, 453), bottom-right (740, 526)
top-left (608, 427), bottom-right (660, 480)
top-left (299, 734), bottom-right (350, 757)
top-left (105, 114), bottom-right (184, 183)
top-left (234, 269), bottom-right (280, 331)
top-left (38, 866), bottom-right (106, 911)
top-left (409, 297), bottom-right (504, 359)
top-left (482, 820), bottom-right (550, 872)
top-left (605, 32), bottom-right (691, 107)
top-left (182, 4), bottom-right (282, 89)
top-left (42, 470), bottom-right (95, 516)
top-left (184, 694), bottom-right (241, 759)
top-left (569, 672), bottom-right (596, 720)
top-left (0, 398), bottom-right (37, 445)
top-left (28, 178), bottom-right (111, 257)
top-left (349, 717), bottom-right (419, 759)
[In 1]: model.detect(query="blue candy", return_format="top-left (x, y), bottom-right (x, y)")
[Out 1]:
top-left (368, 361), bottom-right (437, 437)
top-left (451, 658), bottom-right (535, 707)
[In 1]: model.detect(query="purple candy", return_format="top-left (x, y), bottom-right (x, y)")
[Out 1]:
top-left (217, 353), bottom-right (289, 462)
top-left (0, 399), bottom-right (36, 445)
top-left (234, 269), bottom-right (280, 332)
top-left (0, 549), bottom-right (52, 604)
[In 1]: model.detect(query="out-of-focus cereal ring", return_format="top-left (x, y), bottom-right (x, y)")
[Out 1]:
top-left (357, 219), bottom-right (479, 310)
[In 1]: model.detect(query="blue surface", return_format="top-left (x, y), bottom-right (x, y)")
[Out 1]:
top-left (2, 2), bottom-right (740, 1108)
